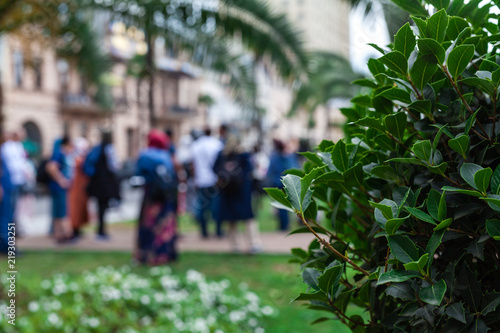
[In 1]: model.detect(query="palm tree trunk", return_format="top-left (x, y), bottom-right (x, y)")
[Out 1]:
top-left (145, 27), bottom-right (156, 128)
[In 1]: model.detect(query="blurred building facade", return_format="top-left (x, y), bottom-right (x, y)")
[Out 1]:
top-left (0, 24), bottom-right (202, 161)
top-left (255, 0), bottom-right (351, 144)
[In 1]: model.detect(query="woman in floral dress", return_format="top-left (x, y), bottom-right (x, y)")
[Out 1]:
top-left (135, 130), bottom-right (178, 265)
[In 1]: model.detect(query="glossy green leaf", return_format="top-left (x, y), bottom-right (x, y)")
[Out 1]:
top-left (447, 44), bottom-right (475, 80)
top-left (392, 0), bottom-right (428, 16)
top-left (427, 189), bottom-right (441, 221)
top-left (385, 282), bottom-right (416, 301)
top-left (410, 55), bottom-right (439, 91)
top-left (412, 16), bottom-right (428, 37)
top-left (418, 38), bottom-right (446, 64)
top-left (299, 152), bottom-right (324, 166)
top-left (491, 164), bottom-right (500, 195)
top-left (429, 162), bottom-right (448, 176)
top-left (388, 157), bottom-right (427, 166)
top-left (384, 112), bottom-right (407, 140)
top-left (448, 134), bottom-right (470, 159)
top-left (438, 190), bottom-right (447, 221)
top-left (379, 51), bottom-right (408, 76)
top-left (446, 302), bottom-right (466, 324)
top-left (461, 77), bottom-right (496, 97)
top-left (332, 140), bottom-right (348, 173)
top-left (388, 235), bottom-right (420, 264)
top-left (265, 188), bottom-right (293, 209)
top-left (469, 319), bottom-right (488, 333)
top-left (486, 219), bottom-right (500, 240)
top-left (370, 165), bottom-right (399, 181)
top-left (404, 253), bottom-right (429, 273)
top-left (318, 264), bottom-right (343, 296)
top-left (481, 291), bottom-right (500, 315)
top-left (370, 200), bottom-right (396, 221)
top-left (409, 100), bottom-right (433, 118)
top-left (351, 78), bottom-right (378, 89)
top-left (428, 0), bottom-right (450, 10)
top-left (377, 270), bottom-right (422, 285)
top-left (426, 229), bottom-right (446, 268)
top-left (376, 88), bottom-right (411, 104)
top-left (344, 163), bottom-right (364, 188)
top-left (426, 9), bottom-right (449, 43)
top-left (355, 117), bottom-right (385, 132)
top-left (406, 207), bottom-right (437, 225)
top-left (460, 163), bottom-right (483, 190)
top-left (412, 140), bottom-right (432, 163)
top-left (293, 292), bottom-right (328, 302)
top-left (394, 23), bottom-right (416, 59)
top-left (282, 174), bottom-right (303, 212)
top-left (386, 217), bottom-right (408, 235)
top-left (302, 268), bottom-right (321, 291)
top-left (419, 279), bottom-right (447, 305)
top-left (447, 16), bottom-right (469, 40)
top-left (492, 67), bottom-right (500, 87)
top-left (474, 167), bottom-right (492, 193)
top-left (441, 186), bottom-right (482, 197)
top-left (434, 218), bottom-right (453, 231)
top-left (481, 195), bottom-right (500, 212)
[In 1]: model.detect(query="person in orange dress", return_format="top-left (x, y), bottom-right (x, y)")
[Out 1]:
top-left (69, 138), bottom-right (90, 239)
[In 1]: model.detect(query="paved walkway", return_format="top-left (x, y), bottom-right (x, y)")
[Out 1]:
top-left (17, 226), bottom-right (315, 254)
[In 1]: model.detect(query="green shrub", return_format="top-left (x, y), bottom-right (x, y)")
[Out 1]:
top-left (0, 266), bottom-right (273, 332)
top-left (268, 1), bottom-right (500, 331)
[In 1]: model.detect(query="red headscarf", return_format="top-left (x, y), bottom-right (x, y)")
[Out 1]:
top-left (147, 130), bottom-right (170, 150)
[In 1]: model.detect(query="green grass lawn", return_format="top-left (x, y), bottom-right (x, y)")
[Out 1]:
top-left (2, 251), bottom-right (359, 333)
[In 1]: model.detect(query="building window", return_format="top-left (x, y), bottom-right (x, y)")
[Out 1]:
top-left (33, 58), bottom-right (42, 90)
top-left (13, 51), bottom-right (23, 88)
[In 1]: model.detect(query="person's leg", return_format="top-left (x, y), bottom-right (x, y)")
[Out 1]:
top-left (97, 198), bottom-right (108, 236)
top-left (227, 222), bottom-right (239, 252)
top-left (195, 188), bottom-right (209, 238)
top-left (246, 218), bottom-right (262, 251)
top-left (278, 208), bottom-right (289, 231)
top-left (0, 189), bottom-right (12, 253)
top-left (211, 188), bottom-right (223, 237)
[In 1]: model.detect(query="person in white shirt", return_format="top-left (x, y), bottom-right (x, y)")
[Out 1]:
top-left (190, 128), bottom-right (224, 238)
top-left (1, 130), bottom-right (28, 224)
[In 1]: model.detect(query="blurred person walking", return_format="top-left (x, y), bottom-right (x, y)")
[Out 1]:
top-left (214, 134), bottom-right (262, 254)
top-left (69, 138), bottom-right (90, 239)
top-left (46, 136), bottom-right (74, 242)
top-left (1, 130), bottom-right (28, 225)
top-left (135, 130), bottom-right (178, 265)
top-left (190, 127), bottom-right (224, 238)
top-left (0, 153), bottom-right (13, 254)
top-left (266, 139), bottom-right (296, 231)
top-left (84, 131), bottom-right (120, 240)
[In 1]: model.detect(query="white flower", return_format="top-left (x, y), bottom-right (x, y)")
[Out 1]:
top-left (229, 310), bottom-right (246, 323)
top-left (239, 282), bottom-right (249, 291)
top-left (51, 300), bottom-right (62, 311)
top-left (28, 301), bottom-right (39, 312)
top-left (41, 280), bottom-right (51, 289)
top-left (254, 328), bottom-right (265, 333)
top-left (140, 316), bottom-right (152, 326)
top-left (140, 295), bottom-right (150, 305)
top-left (261, 306), bottom-right (274, 316)
top-left (248, 318), bottom-right (258, 327)
top-left (48, 313), bottom-right (60, 326)
top-left (218, 305), bottom-right (227, 314)
top-left (88, 317), bottom-right (100, 328)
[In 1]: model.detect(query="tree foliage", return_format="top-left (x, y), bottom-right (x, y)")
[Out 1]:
top-left (270, 1), bottom-right (500, 331)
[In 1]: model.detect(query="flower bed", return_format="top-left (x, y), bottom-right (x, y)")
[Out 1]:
top-left (0, 266), bottom-right (274, 332)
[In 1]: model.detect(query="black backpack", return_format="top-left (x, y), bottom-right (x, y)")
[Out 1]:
top-left (149, 164), bottom-right (178, 202)
top-left (36, 159), bottom-right (51, 185)
top-left (217, 153), bottom-right (245, 195)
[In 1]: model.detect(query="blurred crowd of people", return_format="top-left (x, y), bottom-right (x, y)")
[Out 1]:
top-left (0, 124), bottom-right (302, 266)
